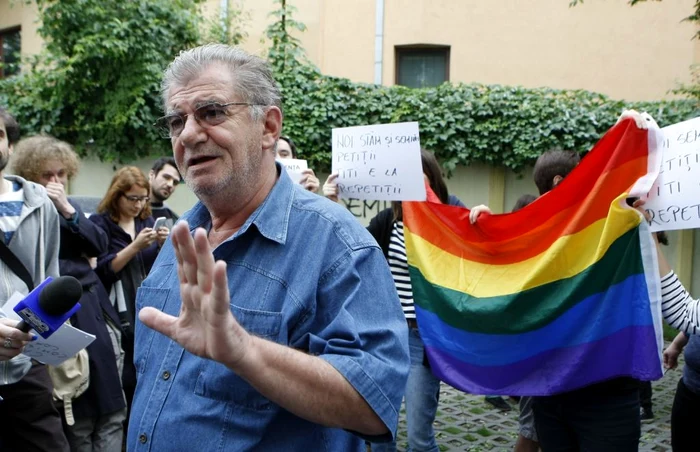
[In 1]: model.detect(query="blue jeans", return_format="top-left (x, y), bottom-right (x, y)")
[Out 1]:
top-left (532, 385), bottom-right (640, 452)
top-left (372, 327), bottom-right (441, 452)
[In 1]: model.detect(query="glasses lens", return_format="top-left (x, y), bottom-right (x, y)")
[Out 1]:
top-left (196, 104), bottom-right (229, 126)
top-left (155, 115), bottom-right (184, 139)
top-left (125, 195), bottom-right (148, 203)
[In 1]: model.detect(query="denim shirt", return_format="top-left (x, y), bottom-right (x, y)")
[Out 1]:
top-left (127, 165), bottom-right (410, 452)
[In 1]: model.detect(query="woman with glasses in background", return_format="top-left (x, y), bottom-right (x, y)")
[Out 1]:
top-left (90, 166), bottom-right (167, 427)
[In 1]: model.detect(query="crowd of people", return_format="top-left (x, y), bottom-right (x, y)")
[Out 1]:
top-left (0, 43), bottom-right (698, 452)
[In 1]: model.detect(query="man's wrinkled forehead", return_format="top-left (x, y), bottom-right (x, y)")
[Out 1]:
top-left (164, 63), bottom-right (235, 112)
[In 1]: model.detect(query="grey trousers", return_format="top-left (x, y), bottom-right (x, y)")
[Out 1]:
top-left (64, 408), bottom-right (127, 452)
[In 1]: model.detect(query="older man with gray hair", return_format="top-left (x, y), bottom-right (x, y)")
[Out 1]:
top-left (127, 44), bottom-right (410, 451)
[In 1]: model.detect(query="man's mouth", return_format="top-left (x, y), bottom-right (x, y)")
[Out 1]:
top-left (188, 155), bottom-right (217, 168)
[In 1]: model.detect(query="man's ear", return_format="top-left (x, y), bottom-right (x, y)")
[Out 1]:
top-left (148, 169), bottom-right (155, 182)
top-left (8, 144), bottom-right (13, 156)
top-left (552, 175), bottom-right (564, 188)
top-left (261, 106), bottom-right (283, 153)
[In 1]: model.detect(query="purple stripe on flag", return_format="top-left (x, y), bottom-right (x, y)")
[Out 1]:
top-left (425, 325), bottom-right (662, 396)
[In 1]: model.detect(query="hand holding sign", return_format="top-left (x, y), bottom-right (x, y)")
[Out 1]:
top-left (299, 168), bottom-right (320, 193)
top-left (331, 122), bottom-right (426, 201)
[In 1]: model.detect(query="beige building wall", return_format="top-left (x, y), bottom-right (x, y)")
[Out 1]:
top-left (379, 0), bottom-right (698, 100)
top-left (5, 0), bottom-right (698, 99)
top-left (204, 0), bottom-right (699, 101)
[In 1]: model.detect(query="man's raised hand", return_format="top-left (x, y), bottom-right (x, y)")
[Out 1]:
top-left (138, 221), bottom-right (252, 369)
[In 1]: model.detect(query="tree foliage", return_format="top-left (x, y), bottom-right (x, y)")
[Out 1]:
top-left (269, 2), bottom-right (700, 173)
top-left (0, 0), bottom-right (203, 161)
top-left (200, 0), bottom-right (250, 48)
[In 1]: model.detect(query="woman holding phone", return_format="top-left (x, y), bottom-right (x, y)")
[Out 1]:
top-left (90, 166), bottom-right (168, 419)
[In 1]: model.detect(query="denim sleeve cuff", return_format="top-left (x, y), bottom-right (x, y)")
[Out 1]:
top-left (320, 353), bottom-right (397, 443)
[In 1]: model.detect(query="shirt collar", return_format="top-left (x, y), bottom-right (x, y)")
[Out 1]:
top-left (186, 161), bottom-right (294, 245)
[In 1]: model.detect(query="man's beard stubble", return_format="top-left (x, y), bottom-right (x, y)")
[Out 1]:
top-left (0, 153), bottom-right (9, 173)
top-left (152, 188), bottom-right (168, 203)
top-left (187, 139), bottom-right (264, 202)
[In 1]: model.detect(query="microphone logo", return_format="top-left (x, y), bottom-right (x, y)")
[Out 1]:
top-left (17, 307), bottom-right (50, 333)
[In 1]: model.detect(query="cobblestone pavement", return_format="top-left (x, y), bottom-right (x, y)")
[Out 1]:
top-left (394, 354), bottom-right (684, 451)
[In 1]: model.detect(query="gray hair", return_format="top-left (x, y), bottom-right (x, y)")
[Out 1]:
top-left (161, 44), bottom-right (282, 122)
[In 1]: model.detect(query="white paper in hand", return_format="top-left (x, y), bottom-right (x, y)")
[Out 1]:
top-left (277, 158), bottom-right (308, 185)
top-left (2, 292), bottom-right (96, 366)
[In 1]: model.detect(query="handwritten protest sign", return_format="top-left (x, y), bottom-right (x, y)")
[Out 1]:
top-left (278, 158), bottom-right (308, 185)
top-left (2, 293), bottom-right (95, 366)
top-left (645, 116), bottom-right (700, 232)
top-left (332, 122), bottom-right (426, 201)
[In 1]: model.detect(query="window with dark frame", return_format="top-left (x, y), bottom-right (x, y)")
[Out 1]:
top-left (395, 45), bottom-right (450, 88)
top-left (0, 27), bottom-right (21, 78)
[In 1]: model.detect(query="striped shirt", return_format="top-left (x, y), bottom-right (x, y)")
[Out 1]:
top-left (661, 271), bottom-right (700, 335)
top-left (0, 180), bottom-right (25, 244)
top-left (388, 221), bottom-right (415, 319)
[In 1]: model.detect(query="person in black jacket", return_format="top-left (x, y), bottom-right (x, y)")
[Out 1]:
top-left (90, 166), bottom-right (166, 431)
top-left (12, 135), bottom-right (127, 452)
top-left (148, 157), bottom-right (181, 228)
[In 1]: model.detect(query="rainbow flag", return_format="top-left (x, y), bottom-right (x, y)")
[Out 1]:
top-left (403, 119), bottom-right (665, 396)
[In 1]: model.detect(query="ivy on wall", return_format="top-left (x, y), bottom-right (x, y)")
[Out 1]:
top-left (276, 65), bottom-right (699, 173)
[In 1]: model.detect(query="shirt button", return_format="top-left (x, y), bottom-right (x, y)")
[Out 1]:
top-left (162, 371), bottom-right (171, 380)
top-left (139, 434), bottom-right (147, 444)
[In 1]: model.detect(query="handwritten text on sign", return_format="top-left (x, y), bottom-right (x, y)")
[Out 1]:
top-left (332, 122), bottom-right (426, 201)
top-left (645, 116), bottom-right (700, 232)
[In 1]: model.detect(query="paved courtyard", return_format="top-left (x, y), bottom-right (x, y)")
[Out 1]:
top-left (394, 355), bottom-right (683, 451)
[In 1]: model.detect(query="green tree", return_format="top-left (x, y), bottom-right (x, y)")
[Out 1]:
top-left (200, 0), bottom-right (250, 47)
top-left (0, 0), bottom-right (203, 161)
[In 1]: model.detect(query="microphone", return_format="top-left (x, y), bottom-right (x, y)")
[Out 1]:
top-left (13, 276), bottom-right (83, 339)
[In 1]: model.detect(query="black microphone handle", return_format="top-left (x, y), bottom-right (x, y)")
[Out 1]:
top-left (15, 320), bottom-right (32, 333)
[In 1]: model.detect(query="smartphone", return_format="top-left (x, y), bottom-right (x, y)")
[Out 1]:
top-left (153, 217), bottom-right (167, 230)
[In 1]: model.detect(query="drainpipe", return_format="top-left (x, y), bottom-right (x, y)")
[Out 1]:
top-left (220, 0), bottom-right (229, 41)
top-left (374, 0), bottom-right (385, 85)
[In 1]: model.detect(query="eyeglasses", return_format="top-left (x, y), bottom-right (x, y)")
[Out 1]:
top-left (123, 195), bottom-right (149, 203)
top-left (154, 102), bottom-right (265, 139)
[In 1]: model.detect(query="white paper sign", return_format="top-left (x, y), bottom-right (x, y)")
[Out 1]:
top-left (2, 293), bottom-right (96, 366)
top-left (644, 116), bottom-right (700, 232)
top-left (331, 122), bottom-right (426, 201)
top-left (278, 158), bottom-right (308, 185)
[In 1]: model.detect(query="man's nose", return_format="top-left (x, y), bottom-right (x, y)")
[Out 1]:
top-left (178, 114), bottom-right (206, 145)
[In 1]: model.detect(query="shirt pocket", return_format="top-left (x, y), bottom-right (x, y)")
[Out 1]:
top-left (134, 286), bottom-right (170, 375)
top-left (194, 304), bottom-right (282, 410)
